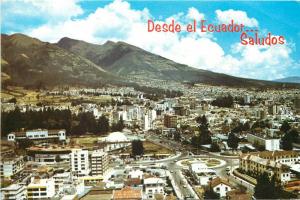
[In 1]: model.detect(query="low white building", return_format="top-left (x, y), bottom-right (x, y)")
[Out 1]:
top-left (128, 169), bottom-right (143, 179)
top-left (27, 177), bottom-right (55, 199)
top-left (189, 161), bottom-right (217, 185)
top-left (101, 132), bottom-right (130, 151)
top-left (70, 149), bottom-right (90, 177)
top-left (0, 184), bottom-right (26, 200)
top-left (143, 177), bottom-right (165, 199)
top-left (210, 177), bottom-right (233, 197)
top-left (247, 133), bottom-right (280, 151)
top-left (7, 129), bottom-right (66, 142)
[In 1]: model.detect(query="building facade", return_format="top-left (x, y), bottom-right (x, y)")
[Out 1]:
top-left (70, 149), bottom-right (90, 177)
top-left (247, 133), bottom-right (280, 151)
top-left (143, 177), bottom-right (165, 199)
top-left (0, 156), bottom-right (25, 179)
top-left (27, 178), bottom-right (55, 199)
top-left (163, 114), bottom-right (177, 128)
top-left (91, 150), bottom-right (109, 176)
top-left (0, 184), bottom-right (26, 200)
top-left (240, 153), bottom-right (291, 184)
top-left (7, 129), bottom-right (66, 142)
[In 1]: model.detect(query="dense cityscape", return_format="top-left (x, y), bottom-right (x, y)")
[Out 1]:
top-left (1, 83), bottom-right (300, 200)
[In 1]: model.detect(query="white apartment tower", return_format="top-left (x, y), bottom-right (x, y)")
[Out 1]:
top-left (70, 149), bottom-right (90, 177)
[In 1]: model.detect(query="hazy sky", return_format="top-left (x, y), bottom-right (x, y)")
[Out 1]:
top-left (2, 0), bottom-right (300, 80)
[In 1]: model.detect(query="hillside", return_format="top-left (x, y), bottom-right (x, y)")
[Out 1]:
top-left (274, 76), bottom-right (300, 84)
top-left (1, 34), bottom-right (121, 88)
top-left (57, 37), bottom-right (297, 88)
top-left (1, 33), bottom-right (298, 89)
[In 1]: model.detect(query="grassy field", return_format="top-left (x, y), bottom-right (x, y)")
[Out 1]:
top-left (181, 158), bottom-right (221, 167)
top-left (70, 136), bottom-right (173, 155)
top-left (121, 140), bottom-right (173, 155)
top-left (70, 136), bottom-right (104, 147)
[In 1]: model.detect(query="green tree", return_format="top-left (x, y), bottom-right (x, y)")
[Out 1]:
top-left (196, 115), bottom-right (212, 145)
top-left (112, 117), bottom-right (125, 132)
top-left (211, 95), bottom-right (234, 108)
top-left (280, 121), bottom-right (291, 133)
top-left (98, 115), bottom-right (110, 134)
top-left (204, 187), bottom-right (219, 199)
top-left (55, 155), bottom-right (62, 163)
top-left (281, 129), bottom-right (298, 150)
top-left (173, 131), bottom-right (181, 141)
top-left (210, 142), bottom-right (221, 152)
top-left (227, 132), bottom-right (239, 150)
top-left (131, 140), bottom-right (144, 157)
top-left (18, 139), bottom-right (34, 149)
top-left (8, 98), bottom-right (17, 104)
top-left (254, 173), bottom-right (276, 199)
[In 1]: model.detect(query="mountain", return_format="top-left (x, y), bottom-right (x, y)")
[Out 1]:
top-left (1, 33), bottom-right (299, 89)
top-left (273, 76), bottom-right (300, 84)
top-left (1, 33), bottom-right (122, 88)
top-left (57, 37), bottom-right (298, 88)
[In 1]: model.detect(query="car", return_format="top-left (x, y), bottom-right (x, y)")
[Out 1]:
top-left (183, 185), bottom-right (187, 188)
top-left (226, 166), bottom-right (231, 171)
top-left (170, 170), bottom-right (174, 173)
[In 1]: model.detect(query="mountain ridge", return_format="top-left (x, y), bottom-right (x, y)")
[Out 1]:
top-left (1, 33), bottom-right (299, 89)
top-left (273, 76), bottom-right (300, 84)
top-left (1, 33), bottom-right (125, 88)
top-left (56, 37), bottom-right (299, 88)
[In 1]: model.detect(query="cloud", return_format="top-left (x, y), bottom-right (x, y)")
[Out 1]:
top-left (2, 0), bottom-right (83, 22)
top-left (186, 7), bottom-right (205, 21)
top-left (28, 0), bottom-right (150, 43)
top-left (216, 9), bottom-right (259, 27)
top-left (5, 0), bottom-right (296, 80)
top-left (231, 41), bottom-right (293, 79)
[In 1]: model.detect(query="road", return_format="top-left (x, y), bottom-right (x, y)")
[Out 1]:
top-left (143, 133), bottom-right (252, 199)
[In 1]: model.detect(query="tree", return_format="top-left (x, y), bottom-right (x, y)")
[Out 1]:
top-left (18, 139), bottom-right (34, 149)
top-left (280, 121), bottom-right (291, 133)
top-left (210, 142), bottom-right (221, 152)
top-left (196, 115), bottom-right (212, 145)
top-left (98, 115), bottom-right (109, 134)
top-left (281, 129), bottom-right (298, 150)
top-left (173, 131), bottom-right (181, 141)
top-left (55, 155), bottom-right (62, 163)
top-left (112, 117), bottom-right (125, 132)
top-left (204, 187), bottom-right (219, 199)
top-left (8, 97), bottom-right (17, 104)
top-left (227, 132), bottom-right (239, 150)
top-left (254, 173), bottom-right (276, 199)
top-left (131, 140), bottom-right (144, 157)
top-left (211, 95), bottom-right (234, 108)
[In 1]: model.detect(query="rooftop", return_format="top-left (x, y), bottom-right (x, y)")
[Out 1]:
top-left (113, 186), bottom-right (142, 200)
top-left (144, 177), bottom-right (165, 185)
top-left (210, 177), bottom-right (232, 188)
top-left (0, 184), bottom-right (24, 191)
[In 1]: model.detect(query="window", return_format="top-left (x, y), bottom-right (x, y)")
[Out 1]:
top-left (216, 187), bottom-right (220, 192)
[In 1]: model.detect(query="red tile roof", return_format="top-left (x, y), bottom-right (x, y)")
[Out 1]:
top-left (113, 186), bottom-right (142, 200)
